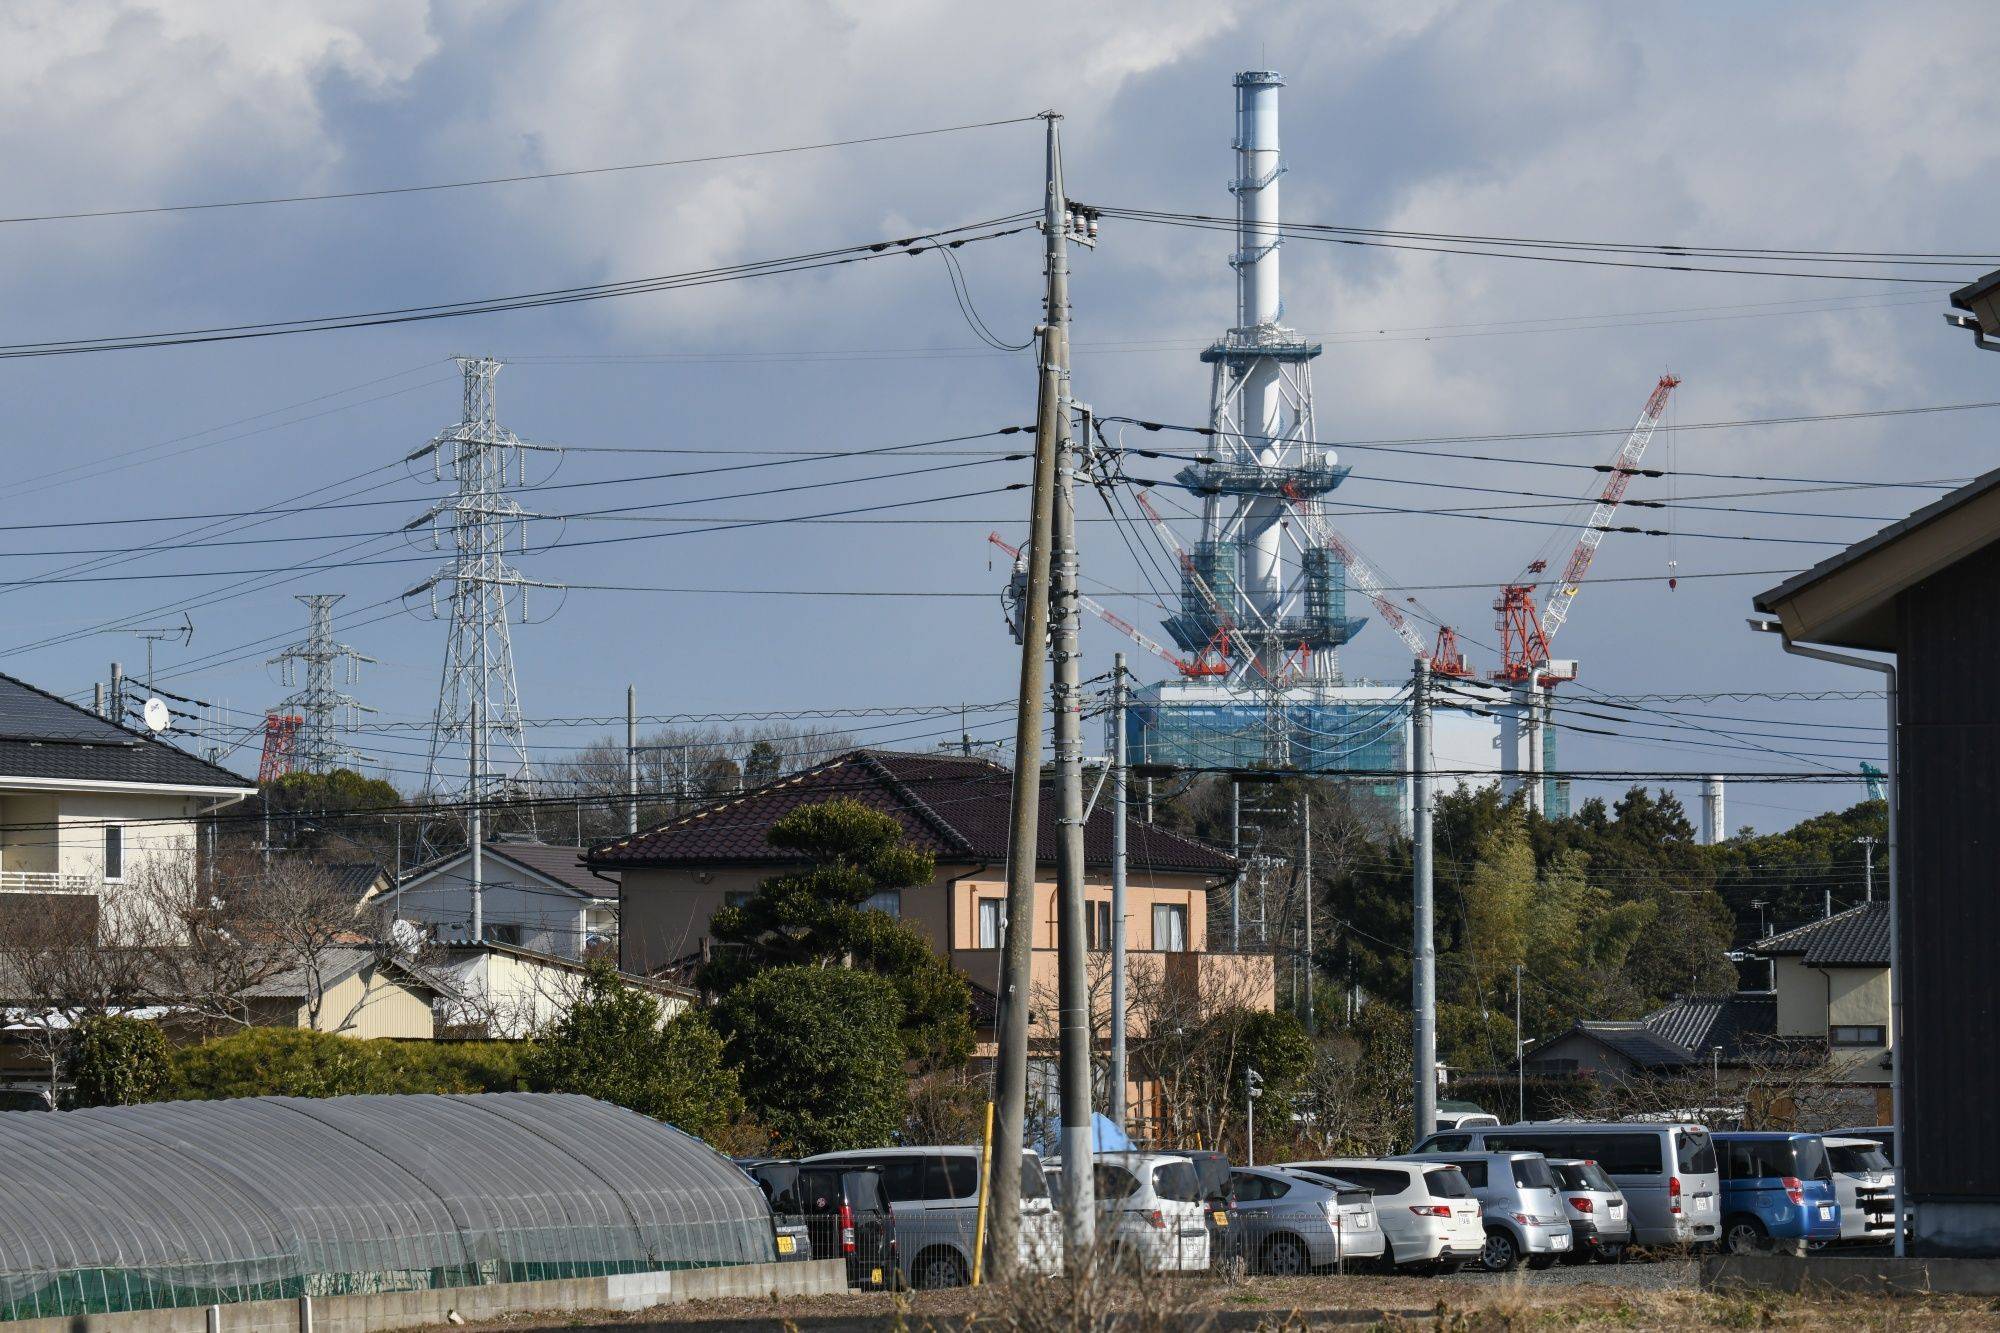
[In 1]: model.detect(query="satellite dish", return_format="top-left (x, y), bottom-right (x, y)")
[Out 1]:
top-left (141, 698), bottom-right (171, 733)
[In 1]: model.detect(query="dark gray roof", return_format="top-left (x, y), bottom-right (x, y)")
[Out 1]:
top-left (397, 841), bottom-right (611, 900)
top-left (1644, 993), bottom-right (1776, 1061)
top-left (1565, 1021), bottom-right (1695, 1068)
top-left (1754, 466), bottom-right (2000, 623)
top-left (1753, 900), bottom-right (1890, 968)
top-left (0, 671), bottom-right (253, 791)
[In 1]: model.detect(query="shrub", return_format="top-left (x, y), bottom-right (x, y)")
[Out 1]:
top-left (717, 966), bottom-right (905, 1155)
top-left (63, 1015), bottom-right (170, 1108)
top-left (167, 1029), bottom-right (530, 1101)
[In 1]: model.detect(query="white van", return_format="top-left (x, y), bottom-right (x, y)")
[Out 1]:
top-left (802, 1146), bottom-right (1061, 1286)
top-left (1416, 1122), bottom-right (1721, 1248)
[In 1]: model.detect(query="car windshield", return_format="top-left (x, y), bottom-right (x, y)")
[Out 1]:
top-left (1793, 1138), bottom-right (1833, 1182)
top-left (1577, 1161), bottom-right (1617, 1192)
top-left (1828, 1144), bottom-right (1891, 1174)
top-left (1511, 1156), bottom-right (1556, 1191)
top-left (1426, 1167), bottom-right (1473, 1199)
top-left (1189, 1154), bottom-right (1232, 1202)
top-left (1550, 1163), bottom-right (1586, 1190)
top-left (1153, 1161), bottom-right (1203, 1202)
top-left (1677, 1129), bottom-right (1717, 1175)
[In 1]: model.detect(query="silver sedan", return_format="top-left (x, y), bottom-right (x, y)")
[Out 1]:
top-left (1226, 1166), bottom-right (1385, 1275)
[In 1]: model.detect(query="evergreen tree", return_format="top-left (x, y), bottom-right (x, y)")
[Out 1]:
top-left (717, 966), bottom-right (905, 1154)
top-left (62, 1014), bottom-right (170, 1108)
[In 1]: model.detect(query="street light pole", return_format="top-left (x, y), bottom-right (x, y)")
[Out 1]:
top-left (1411, 658), bottom-right (1438, 1145)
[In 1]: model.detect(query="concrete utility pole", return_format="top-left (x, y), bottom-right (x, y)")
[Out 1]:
top-left (1230, 780), bottom-right (1242, 947)
top-left (469, 695), bottom-right (484, 942)
top-left (1411, 658), bottom-right (1438, 1144)
top-left (1110, 652), bottom-right (1130, 1131)
top-left (1052, 385), bottom-right (1097, 1252)
top-left (626, 686), bottom-right (639, 835)
top-left (1515, 962), bottom-right (1526, 1123)
top-left (986, 110), bottom-right (1070, 1277)
top-left (1301, 790), bottom-right (1314, 1036)
top-left (1857, 834), bottom-right (1878, 902)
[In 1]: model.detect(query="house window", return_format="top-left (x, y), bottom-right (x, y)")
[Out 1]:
top-left (1152, 903), bottom-right (1188, 953)
top-left (978, 898), bottom-right (1005, 949)
top-left (863, 889), bottom-right (902, 918)
top-left (1830, 1025), bottom-right (1887, 1047)
top-left (102, 827), bottom-right (123, 881)
top-left (486, 923), bottom-right (522, 946)
top-left (1086, 901), bottom-right (1112, 950)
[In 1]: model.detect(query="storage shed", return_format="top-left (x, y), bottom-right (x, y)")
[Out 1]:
top-left (0, 1093), bottom-right (773, 1319)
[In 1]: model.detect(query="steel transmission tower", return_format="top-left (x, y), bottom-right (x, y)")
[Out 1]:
top-left (411, 357), bottom-right (561, 848)
top-left (269, 594), bottom-right (373, 773)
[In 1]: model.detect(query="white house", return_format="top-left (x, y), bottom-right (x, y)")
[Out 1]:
top-left (0, 671), bottom-right (255, 934)
top-left (368, 838), bottom-right (616, 959)
top-left (426, 940), bottom-right (691, 1039)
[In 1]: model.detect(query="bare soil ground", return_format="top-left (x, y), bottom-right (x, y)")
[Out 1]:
top-left (462, 1265), bottom-right (2000, 1331)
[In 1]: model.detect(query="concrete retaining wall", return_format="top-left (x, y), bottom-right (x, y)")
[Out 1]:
top-left (8, 1261), bottom-right (847, 1333)
top-left (1704, 1253), bottom-right (2000, 1295)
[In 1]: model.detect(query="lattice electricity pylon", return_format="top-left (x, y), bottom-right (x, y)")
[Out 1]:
top-left (269, 593), bottom-right (376, 773)
top-left (407, 357), bottom-right (562, 849)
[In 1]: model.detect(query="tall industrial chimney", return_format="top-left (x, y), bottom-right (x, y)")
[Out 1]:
top-left (1701, 775), bottom-right (1726, 845)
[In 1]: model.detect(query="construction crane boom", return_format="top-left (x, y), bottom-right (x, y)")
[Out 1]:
top-left (1278, 483), bottom-right (1436, 662)
top-left (1540, 373), bottom-right (1680, 640)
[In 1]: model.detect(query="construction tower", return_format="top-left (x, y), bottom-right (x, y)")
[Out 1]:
top-left (269, 593), bottom-right (373, 773)
top-left (412, 358), bottom-right (560, 846)
top-left (1165, 71), bottom-right (1364, 687)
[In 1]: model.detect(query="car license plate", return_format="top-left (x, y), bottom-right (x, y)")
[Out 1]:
top-left (1212, 1211), bottom-right (1228, 1226)
top-left (870, 1267), bottom-right (883, 1286)
top-left (776, 1234), bottom-right (796, 1254)
top-left (1551, 1234), bottom-right (1569, 1249)
top-left (1694, 1195), bottom-right (1712, 1213)
top-left (1819, 1205), bottom-right (1835, 1220)
top-left (1609, 1202), bottom-right (1624, 1216)
top-left (1351, 1213), bottom-right (1372, 1229)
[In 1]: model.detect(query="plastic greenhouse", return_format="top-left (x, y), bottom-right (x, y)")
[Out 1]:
top-left (0, 1093), bottom-right (775, 1320)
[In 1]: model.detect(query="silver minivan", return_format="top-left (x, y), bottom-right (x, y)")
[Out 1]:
top-left (1417, 1122), bottom-right (1722, 1248)
top-left (1821, 1135), bottom-right (1895, 1245)
top-left (1397, 1151), bottom-right (1570, 1271)
top-left (803, 1146), bottom-right (1060, 1286)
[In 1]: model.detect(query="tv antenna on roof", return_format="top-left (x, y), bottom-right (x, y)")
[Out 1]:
top-left (126, 613), bottom-right (195, 688)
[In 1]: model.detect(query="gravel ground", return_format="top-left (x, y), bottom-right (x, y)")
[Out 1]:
top-left (1436, 1256), bottom-right (1700, 1291)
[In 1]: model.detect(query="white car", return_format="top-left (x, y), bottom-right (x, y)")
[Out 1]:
top-left (1283, 1158), bottom-right (1484, 1273)
top-left (1822, 1135), bottom-right (1896, 1244)
top-left (1084, 1152), bottom-right (1212, 1272)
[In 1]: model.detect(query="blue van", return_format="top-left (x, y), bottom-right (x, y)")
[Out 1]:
top-left (1713, 1132), bottom-right (1841, 1255)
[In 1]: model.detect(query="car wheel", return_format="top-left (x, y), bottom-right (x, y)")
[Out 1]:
top-left (1722, 1217), bottom-right (1771, 1257)
top-left (1479, 1227), bottom-right (1522, 1272)
top-left (1374, 1237), bottom-right (1401, 1275)
top-left (912, 1247), bottom-right (968, 1289)
top-left (1262, 1234), bottom-right (1310, 1277)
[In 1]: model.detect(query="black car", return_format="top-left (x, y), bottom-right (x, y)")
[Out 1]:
top-left (796, 1165), bottom-right (898, 1289)
top-left (734, 1158), bottom-right (814, 1263)
top-left (1182, 1150), bottom-right (1237, 1266)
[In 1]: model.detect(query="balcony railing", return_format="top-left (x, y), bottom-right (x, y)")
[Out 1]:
top-left (0, 871), bottom-right (99, 895)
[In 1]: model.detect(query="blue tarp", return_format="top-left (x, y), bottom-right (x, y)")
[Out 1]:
top-left (1029, 1112), bottom-right (1132, 1158)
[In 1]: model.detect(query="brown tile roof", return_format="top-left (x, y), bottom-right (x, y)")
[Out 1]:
top-left (586, 748), bottom-right (1235, 877)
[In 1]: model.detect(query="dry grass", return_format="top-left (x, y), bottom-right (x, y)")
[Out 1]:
top-left (461, 1269), bottom-right (2000, 1331)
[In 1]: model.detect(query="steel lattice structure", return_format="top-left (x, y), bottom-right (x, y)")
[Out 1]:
top-left (268, 593), bottom-right (373, 774)
top-left (1164, 71), bottom-right (1363, 688)
top-left (414, 358), bottom-right (560, 845)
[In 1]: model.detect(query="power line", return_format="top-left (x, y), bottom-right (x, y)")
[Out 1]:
top-left (0, 115), bottom-right (1042, 225)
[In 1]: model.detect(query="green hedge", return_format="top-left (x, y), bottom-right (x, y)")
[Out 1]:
top-left (167, 1029), bottom-right (528, 1101)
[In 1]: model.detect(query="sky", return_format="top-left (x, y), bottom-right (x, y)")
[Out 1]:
top-left (2, 0), bottom-right (1996, 835)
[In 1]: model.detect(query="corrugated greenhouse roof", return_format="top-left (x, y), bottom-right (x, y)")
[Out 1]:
top-left (589, 748), bottom-right (1236, 876)
top-left (0, 1093), bottom-right (773, 1319)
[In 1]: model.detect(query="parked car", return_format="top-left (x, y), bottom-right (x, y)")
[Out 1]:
top-left (1216, 1166), bottom-right (1377, 1274)
top-left (1397, 1151), bottom-right (1570, 1272)
top-left (794, 1164), bottom-right (898, 1288)
top-left (1827, 1124), bottom-right (1897, 1165)
top-left (1821, 1136), bottom-right (1896, 1245)
top-left (1181, 1149), bottom-right (1237, 1268)
top-left (1546, 1158), bottom-right (1632, 1263)
top-left (1283, 1158), bottom-right (1483, 1273)
top-left (1087, 1152), bottom-right (1212, 1272)
top-left (733, 1158), bottom-right (813, 1262)
top-left (1713, 1132), bottom-right (1842, 1256)
top-left (1436, 1101), bottom-right (1502, 1132)
top-left (802, 1146), bottom-right (1060, 1287)
top-left (1416, 1121), bottom-right (1722, 1248)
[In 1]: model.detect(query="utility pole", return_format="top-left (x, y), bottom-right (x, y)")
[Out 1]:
top-left (1110, 652), bottom-right (1130, 1131)
top-left (626, 686), bottom-right (639, 835)
top-left (1411, 658), bottom-right (1438, 1144)
top-left (1230, 780), bottom-right (1242, 948)
top-left (1052, 384), bottom-right (1096, 1253)
top-left (108, 663), bottom-right (123, 725)
top-left (469, 695), bottom-right (484, 942)
top-left (1301, 789), bottom-right (1314, 1036)
top-left (1515, 962), bottom-right (1526, 1123)
top-left (986, 109), bottom-right (1070, 1278)
top-left (1857, 834), bottom-right (1878, 902)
